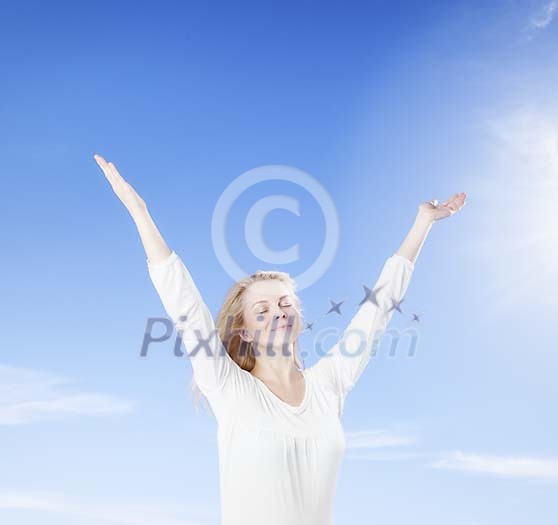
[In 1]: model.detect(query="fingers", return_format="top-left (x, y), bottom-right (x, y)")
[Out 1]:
top-left (94, 154), bottom-right (111, 176)
top-left (451, 192), bottom-right (467, 211)
top-left (439, 192), bottom-right (467, 214)
top-left (94, 154), bottom-right (123, 186)
top-left (94, 153), bottom-right (109, 172)
top-left (441, 194), bottom-right (457, 206)
top-left (94, 155), bottom-right (115, 187)
top-left (442, 192), bottom-right (466, 206)
top-left (107, 161), bottom-right (122, 180)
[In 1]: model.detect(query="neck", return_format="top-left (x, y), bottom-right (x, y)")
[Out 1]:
top-left (251, 342), bottom-right (301, 383)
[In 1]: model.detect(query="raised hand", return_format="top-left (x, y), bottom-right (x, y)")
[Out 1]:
top-left (94, 153), bottom-right (147, 217)
top-left (418, 192), bottom-right (467, 223)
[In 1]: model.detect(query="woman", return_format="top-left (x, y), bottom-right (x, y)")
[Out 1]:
top-left (94, 153), bottom-right (466, 525)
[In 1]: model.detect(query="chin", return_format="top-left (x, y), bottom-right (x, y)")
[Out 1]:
top-left (268, 328), bottom-right (297, 345)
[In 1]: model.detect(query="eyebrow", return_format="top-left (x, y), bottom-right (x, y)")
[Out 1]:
top-left (251, 295), bottom-right (291, 308)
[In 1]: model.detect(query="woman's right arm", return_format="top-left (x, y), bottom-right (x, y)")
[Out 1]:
top-left (94, 154), bottom-right (237, 396)
top-left (94, 154), bottom-right (171, 264)
top-left (145, 250), bottom-right (237, 396)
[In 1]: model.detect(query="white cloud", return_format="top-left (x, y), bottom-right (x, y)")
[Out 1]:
top-left (345, 428), bottom-right (417, 449)
top-left (531, 0), bottom-right (558, 28)
top-left (431, 450), bottom-right (558, 479)
top-left (345, 428), bottom-right (416, 452)
top-left (342, 426), bottom-right (558, 480)
top-left (345, 450), bottom-right (425, 462)
top-left (344, 427), bottom-right (423, 461)
top-left (465, 105), bottom-right (558, 316)
top-left (0, 489), bottom-right (215, 525)
top-left (485, 106), bottom-right (558, 169)
top-left (0, 365), bottom-right (135, 425)
top-left (522, 0), bottom-right (558, 41)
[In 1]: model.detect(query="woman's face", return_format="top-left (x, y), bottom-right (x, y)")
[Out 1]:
top-left (241, 279), bottom-right (302, 350)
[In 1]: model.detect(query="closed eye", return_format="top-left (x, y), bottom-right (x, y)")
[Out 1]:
top-left (258, 303), bottom-right (292, 314)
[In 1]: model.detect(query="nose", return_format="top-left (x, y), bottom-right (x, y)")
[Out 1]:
top-left (270, 309), bottom-right (287, 329)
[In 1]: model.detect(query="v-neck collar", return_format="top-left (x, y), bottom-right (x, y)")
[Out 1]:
top-left (249, 368), bottom-right (310, 412)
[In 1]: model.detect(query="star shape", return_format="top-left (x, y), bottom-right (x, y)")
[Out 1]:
top-left (304, 320), bottom-right (316, 331)
top-left (326, 298), bottom-right (345, 315)
top-left (358, 282), bottom-right (386, 307)
top-left (387, 297), bottom-right (405, 314)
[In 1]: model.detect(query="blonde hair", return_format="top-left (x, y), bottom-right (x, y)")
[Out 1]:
top-left (190, 270), bottom-right (305, 414)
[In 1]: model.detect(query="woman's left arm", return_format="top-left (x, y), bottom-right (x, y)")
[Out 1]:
top-left (396, 193), bottom-right (467, 265)
top-left (308, 192), bottom-right (467, 413)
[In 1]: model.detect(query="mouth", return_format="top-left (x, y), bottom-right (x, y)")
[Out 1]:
top-left (273, 324), bottom-right (294, 331)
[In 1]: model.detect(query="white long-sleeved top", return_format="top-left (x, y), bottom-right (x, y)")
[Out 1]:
top-left (147, 251), bottom-right (414, 525)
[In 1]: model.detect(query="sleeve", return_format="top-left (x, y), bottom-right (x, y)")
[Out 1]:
top-left (309, 253), bottom-right (415, 402)
top-left (146, 250), bottom-right (239, 396)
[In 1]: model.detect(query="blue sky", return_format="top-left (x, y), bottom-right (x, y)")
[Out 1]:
top-left (1, 0), bottom-right (557, 523)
